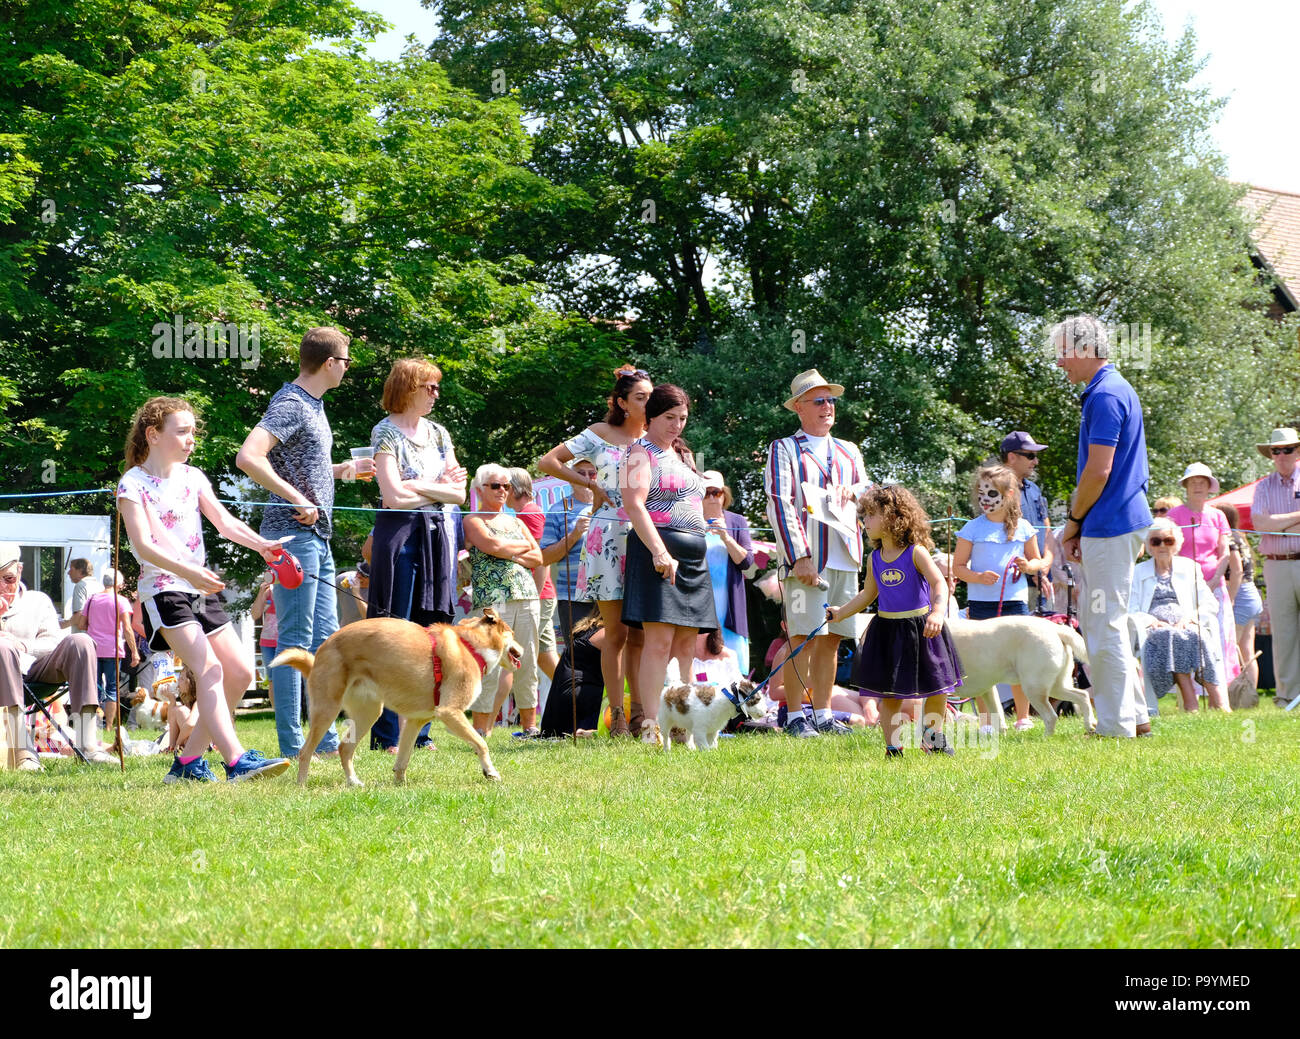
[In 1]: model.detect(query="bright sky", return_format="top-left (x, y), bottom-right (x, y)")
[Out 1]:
top-left (355, 0), bottom-right (1298, 193)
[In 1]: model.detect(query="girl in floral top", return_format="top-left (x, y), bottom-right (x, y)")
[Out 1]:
top-left (538, 365), bottom-right (654, 737)
top-left (116, 397), bottom-right (290, 784)
top-left (464, 463), bottom-right (543, 738)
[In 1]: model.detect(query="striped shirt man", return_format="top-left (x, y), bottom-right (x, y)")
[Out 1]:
top-left (765, 431), bottom-right (869, 573)
top-left (1252, 469), bottom-right (1300, 557)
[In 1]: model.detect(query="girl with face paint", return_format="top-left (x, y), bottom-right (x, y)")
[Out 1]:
top-left (952, 465), bottom-right (1048, 731)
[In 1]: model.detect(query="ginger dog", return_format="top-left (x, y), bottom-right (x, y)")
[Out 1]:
top-left (271, 610), bottom-right (523, 786)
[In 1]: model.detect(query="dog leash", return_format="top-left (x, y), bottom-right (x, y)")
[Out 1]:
top-left (752, 614), bottom-right (829, 699)
top-left (304, 571), bottom-right (392, 618)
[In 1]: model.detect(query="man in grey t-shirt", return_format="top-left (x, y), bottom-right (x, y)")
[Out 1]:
top-left (236, 327), bottom-right (370, 759)
top-left (61, 558), bottom-right (97, 629)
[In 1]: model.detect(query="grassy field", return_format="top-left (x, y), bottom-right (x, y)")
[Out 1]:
top-left (2, 703), bottom-right (1297, 948)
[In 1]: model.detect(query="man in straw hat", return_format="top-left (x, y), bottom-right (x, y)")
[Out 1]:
top-left (764, 370), bottom-right (870, 737)
top-left (0, 542), bottom-right (117, 768)
top-left (1051, 315), bottom-right (1152, 738)
top-left (1250, 427), bottom-right (1300, 708)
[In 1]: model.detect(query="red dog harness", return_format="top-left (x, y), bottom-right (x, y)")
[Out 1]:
top-left (427, 629), bottom-right (489, 705)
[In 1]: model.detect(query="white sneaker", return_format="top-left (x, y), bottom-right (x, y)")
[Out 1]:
top-left (81, 748), bottom-right (118, 765)
top-left (1014, 718), bottom-right (1034, 732)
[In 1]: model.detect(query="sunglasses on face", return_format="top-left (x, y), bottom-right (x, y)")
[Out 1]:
top-left (1015, 451), bottom-right (1039, 461)
top-left (804, 396), bottom-right (839, 407)
top-left (1153, 508), bottom-right (1168, 516)
top-left (705, 488), bottom-right (725, 498)
top-left (1273, 447), bottom-right (1296, 456)
top-left (1148, 537), bottom-right (1176, 547)
top-left (425, 383), bottom-right (439, 394)
top-left (486, 482), bottom-right (509, 491)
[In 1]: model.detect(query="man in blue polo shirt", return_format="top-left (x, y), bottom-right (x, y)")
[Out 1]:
top-left (1053, 315), bottom-right (1153, 738)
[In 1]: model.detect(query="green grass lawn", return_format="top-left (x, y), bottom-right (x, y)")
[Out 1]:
top-left (2, 704), bottom-right (1297, 948)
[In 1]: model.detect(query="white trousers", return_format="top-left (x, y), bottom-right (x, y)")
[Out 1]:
top-left (1080, 532), bottom-right (1150, 737)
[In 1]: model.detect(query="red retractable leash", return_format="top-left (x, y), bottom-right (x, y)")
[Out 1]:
top-left (268, 546), bottom-right (304, 589)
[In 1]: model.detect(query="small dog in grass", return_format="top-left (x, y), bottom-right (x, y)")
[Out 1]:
top-left (660, 679), bottom-right (766, 751)
top-left (127, 688), bottom-right (168, 730)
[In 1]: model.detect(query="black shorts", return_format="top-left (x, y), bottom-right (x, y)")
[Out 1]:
top-left (140, 591), bottom-right (232, 652)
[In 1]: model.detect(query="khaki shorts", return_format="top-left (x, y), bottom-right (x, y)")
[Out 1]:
top-left (538, 597), bottom-right (557, 656)
top-left (783, 568), bottom-right (860, 639)
top-left (469, 599), bottom-right (540, 713)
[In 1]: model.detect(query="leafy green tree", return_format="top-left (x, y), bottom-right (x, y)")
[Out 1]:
top-left (0, 0), bottom-right (623, 592)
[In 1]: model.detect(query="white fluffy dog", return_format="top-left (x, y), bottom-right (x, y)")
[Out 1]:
top-left (947, 616), bottom-right (1095, 734)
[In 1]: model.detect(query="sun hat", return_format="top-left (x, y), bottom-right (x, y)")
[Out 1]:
top-left (0, 543), bottom-right (21, 571)
top-left (1256, 427), bottom-right (1300, 459)
top-left (701, 470), bottom-right (733, 508)
top-left (783, 369), bottom-right (846, 412)
top-left (1177, 462), bottom-right (1220, 496)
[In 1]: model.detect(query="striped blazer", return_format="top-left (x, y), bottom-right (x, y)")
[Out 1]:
top-left (764, 431), bottom-right (870, 573)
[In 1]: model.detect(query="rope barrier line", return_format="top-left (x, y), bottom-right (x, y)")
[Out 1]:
top-left (4, 487), bottom-right (1300, 538)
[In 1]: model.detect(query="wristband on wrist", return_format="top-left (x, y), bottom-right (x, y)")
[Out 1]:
top-left (1067, 513), bottom-right (1084, 526)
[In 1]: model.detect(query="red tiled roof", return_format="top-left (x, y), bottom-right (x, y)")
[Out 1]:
top-left (1241, 185), bottom-right (1300, 309)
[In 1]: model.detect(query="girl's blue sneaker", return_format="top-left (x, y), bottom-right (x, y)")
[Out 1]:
top-left (223, 749), bottom-right (291, 782)
top-left (163, 756), bottom-right (219, 783)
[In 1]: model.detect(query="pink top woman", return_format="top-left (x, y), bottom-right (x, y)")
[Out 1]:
top-left (1166, 464), bottom-right (1229, 586)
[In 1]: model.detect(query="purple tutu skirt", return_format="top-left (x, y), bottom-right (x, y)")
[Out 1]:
top-left (849, 614), bottom-right (964, 699)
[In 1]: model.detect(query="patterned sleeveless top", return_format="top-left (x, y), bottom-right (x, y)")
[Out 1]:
top-left (563, 427), bottom-right (630, 520)
top-left (469, 517), bottom-right (537, 609)
top-left (871, 546), bottom-right (931, 615)
top-left (634, 438), bottom-right (706, 535)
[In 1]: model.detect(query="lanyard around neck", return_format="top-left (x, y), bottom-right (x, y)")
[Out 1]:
top-left (797, 436), bottom-right (835, 481)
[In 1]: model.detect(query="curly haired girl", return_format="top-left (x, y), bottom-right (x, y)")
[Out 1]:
top-left (827, 485), bottom-right (964, 756)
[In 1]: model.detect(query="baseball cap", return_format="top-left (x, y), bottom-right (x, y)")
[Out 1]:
top-left (1000, 431), bottom-right (1048, 455)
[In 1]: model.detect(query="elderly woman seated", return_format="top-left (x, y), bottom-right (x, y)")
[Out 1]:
top-left (1127, 518), bottom-right (1230, 713)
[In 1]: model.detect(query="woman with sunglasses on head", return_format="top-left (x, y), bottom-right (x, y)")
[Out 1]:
top-left (366, 358), bottom-right (467, 752)
top-left (1128, 517), bottom-right (1230, 712)
top-left (700, 470), bottom-right (754, 675)
top-left (465, 464), bottom-right (543, 738)
top-left (538, 365), bottom-right (654, 737)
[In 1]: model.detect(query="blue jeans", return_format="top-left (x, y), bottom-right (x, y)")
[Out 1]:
top-left (966, 599), bottom-right (1028, 620)
top-left (371, 539), bottom-right (433, 749)
top-left (271, 531), bottom-right (341, 758)
top-left (96, 658), bottom-right (123, 704)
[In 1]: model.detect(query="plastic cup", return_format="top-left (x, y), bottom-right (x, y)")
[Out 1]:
top-left (350, 446), bottom-right (375, 482)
